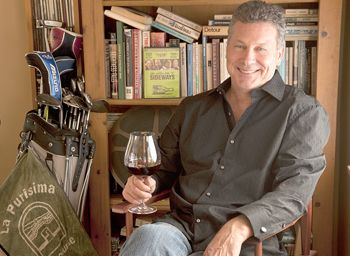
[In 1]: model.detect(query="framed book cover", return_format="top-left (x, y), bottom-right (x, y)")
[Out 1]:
top-left (143, 47), bottom-right (180, 98)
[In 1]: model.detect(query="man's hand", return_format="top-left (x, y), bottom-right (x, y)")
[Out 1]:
top-left (122, 175), bottom-right (157, 204)
top-left (203, 215), bottom-right (253, 256)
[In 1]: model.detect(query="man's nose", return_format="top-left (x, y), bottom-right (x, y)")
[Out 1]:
top-left (242, 48), bottom-right (256, 65)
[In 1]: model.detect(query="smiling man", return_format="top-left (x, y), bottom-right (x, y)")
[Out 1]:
top-left (120, 1), bottom-right (330, 256)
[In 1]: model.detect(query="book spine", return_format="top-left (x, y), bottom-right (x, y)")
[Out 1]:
top-left (198, 44), bottom-right (203, 94)
top-left (223, 38), bottom-right (229, 81)
top-left (213, 14), bottom-right (233, 20)
top-left (310, 46), bottom-right (317, 96)
top-left (202, 36), bottom-right (208, 92)
top-left (212, 39), bottom-right (221, 88)
top-left (110, 6), bottom-right (153, 25)
top-left (132, 29), bottom-right (142, 99)
top-left (109, 33), bottom-right (118, 99)
top-left (192, 42), bottom-right (198, 95)
top-left (155, 14), bottom-right (201, 40)
top-left (206, 42), bottom-right (213, 91)
top-left (208, 19), bottom-right (231, 26)
top-left (297, 40), bottom-right (307, 91)
top-left (286, 25), bottom-right (318, 35)
top-left (187, 43), bottom-right (193, 96)
top-left (116, 21), bottom-right (126, 99)
top-left (288, 47), bottom-right (293, 85)
top-left (179, 42), bottom-right (187, 97)
top-left (104, 10), bottom-right (151, 31)
top-left (142, 30), bottom-right (151, 48)
top-left (284, 8), bottom-right (318, 16)
top-left (156, 7), bottom-right (202, 32)
top-left (150, 32), bottom-right (167, 47)
top-left (220, 41), bottom-right (224, 83)
top-left (285, 16), bottom-right (319, 22)
top-left (202, 26), bottom-right (229, 37)
top-left (104, 39), bottom-right (111, 98)
top-left (292, 40), bottom-right (299, 87)
top-left (124, 28), bottom-right (133, 99)
top-left (151, 21), bottom-right (194, 44)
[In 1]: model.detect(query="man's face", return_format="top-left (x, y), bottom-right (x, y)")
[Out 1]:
top-left (226, 21), bottom-right (283, 92)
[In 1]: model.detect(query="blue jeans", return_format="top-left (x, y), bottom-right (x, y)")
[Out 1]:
top-left (119, 222), bottom-right (202, 256)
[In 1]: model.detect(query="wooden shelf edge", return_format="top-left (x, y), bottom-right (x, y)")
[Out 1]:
top-left (107, 98), bottom-right (183, 106)
top-left (103, 0), bottom-right (319, 7)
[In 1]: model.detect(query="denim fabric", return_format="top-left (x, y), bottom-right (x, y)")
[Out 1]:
top-left (119, 222), bottom-right (192, 256)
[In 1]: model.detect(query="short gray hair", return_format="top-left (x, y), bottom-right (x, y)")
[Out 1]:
top-left (228, 0), bottom-right (286, 49)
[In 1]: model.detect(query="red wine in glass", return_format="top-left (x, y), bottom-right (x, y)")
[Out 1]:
top-left (127, 164), bottom-right (160, 176)
top-left (124, 131), bottom-right (161, 214)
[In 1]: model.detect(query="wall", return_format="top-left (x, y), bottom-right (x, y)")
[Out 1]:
top-left (0, 2), bottom-right (32, 184)
top-left (337, 0), bottom-right (350, 255)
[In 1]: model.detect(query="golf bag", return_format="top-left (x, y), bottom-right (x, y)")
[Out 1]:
top-left (17, 109), bottom-right (95, 221)
top-left (17, 24), bottom-right (96, 221)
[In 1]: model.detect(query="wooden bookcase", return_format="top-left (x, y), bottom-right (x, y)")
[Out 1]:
top-left (79, 0), bottom-right (342, 255)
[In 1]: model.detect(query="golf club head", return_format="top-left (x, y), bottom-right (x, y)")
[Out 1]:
top-left (91, 100), bottom-right (109, 113)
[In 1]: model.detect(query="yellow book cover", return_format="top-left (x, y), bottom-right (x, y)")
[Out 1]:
top-left (143, 47), bottom-right (180, 98)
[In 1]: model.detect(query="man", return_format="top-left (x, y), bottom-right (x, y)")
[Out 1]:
top-left (120, 1), bottom-right (330, 255)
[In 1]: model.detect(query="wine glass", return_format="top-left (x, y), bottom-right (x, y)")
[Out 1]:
top-left (124, 131), bottom-right (161, 214)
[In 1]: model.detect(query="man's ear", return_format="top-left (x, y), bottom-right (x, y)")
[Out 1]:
top-left (277, 47), bottom-right (285, 66)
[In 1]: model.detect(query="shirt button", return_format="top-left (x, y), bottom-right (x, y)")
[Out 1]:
top-left (260, 227), bottom-right (267, 233)
top-left (228, 112), bottom-right (231, 116)
top-left (282, 223), bottom-right (286, 228)
top-left (230, 139), bottom-right (235, 144)
top-left (220, 165), bottom-right (225, 170)
top-left (196, 218), bottom-right (201, 223)
top-left (206, 192), bottom-right (211, 197)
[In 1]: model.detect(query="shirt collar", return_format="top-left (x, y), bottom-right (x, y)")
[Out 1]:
top-left (211, 71), bottom-right (285, 101)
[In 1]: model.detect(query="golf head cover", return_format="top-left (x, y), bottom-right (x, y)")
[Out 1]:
top-left (25, 51), bottom-right (62, 101)
top-left (49, 27), bottom-right (83, 60)
top-left (55, 56), bottom-right (76, 75)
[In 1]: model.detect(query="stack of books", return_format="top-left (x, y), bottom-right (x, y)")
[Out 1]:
top-left (284, 8), bottom-right (318, 41)
top-left (279, 8), bottom-right (319, 95)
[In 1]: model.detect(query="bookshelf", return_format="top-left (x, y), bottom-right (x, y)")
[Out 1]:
top-left (80, 0), bottom-right (342, 255)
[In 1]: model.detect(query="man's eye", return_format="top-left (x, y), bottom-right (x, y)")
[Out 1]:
top-left (235, 45), bottom-right (244, 49)
top-left (257, 47), bottom-right (266, 52)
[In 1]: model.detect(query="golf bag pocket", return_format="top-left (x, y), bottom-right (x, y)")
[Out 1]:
top-left (18, 111), bottom-right (94, 219)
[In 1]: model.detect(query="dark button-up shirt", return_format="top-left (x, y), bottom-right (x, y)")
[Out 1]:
top-left (153, 71), bottom-right (330, 255)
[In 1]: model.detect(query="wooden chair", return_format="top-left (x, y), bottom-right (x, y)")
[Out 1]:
top-left (111, 192), bottom-right (316, 255)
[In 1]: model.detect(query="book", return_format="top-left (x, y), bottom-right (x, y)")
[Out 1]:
top-left (104, 9), bottom-right (151, 31)
top-left (187, 43), bottom-right (193, 96)
top-left (208, 19), bottom-right (231, 26)
top-left (151, 21), bottom-right (194, 44)
top-left (104, 39), bottom-right (111, 98)
top-left (155, 14), bottom-right (201, 40)
top-left (110, 6), bottom-right (153, 25)
top-left (116, 21), bottom-right (126, 99)
top-left (109, 33), bottom-right (118, 99)
top-left (143, 48), bottom-right (180, 98)
top-left (213, 14), bottom-right (232, 20)
top-left (156, 7), bottom-right (202, 32)
top-left (150, 32), bottom-right (167, 47)
top-left (202, 26), bottom-right (229, 37)
top-left (212, 38), bottom-right (221, 88)
top-left (179, 42), bottom-right (188, 97)
top-left (132, 29), bottom-right (142, 99)
top-left (206, 42), bottom-right (213, 91)
top-left (124, 28), bottom-right (133, 99)
top-left (284, 8), bottom-right (318, 16)
top-left (142, 30), bottom-right (151, 48)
